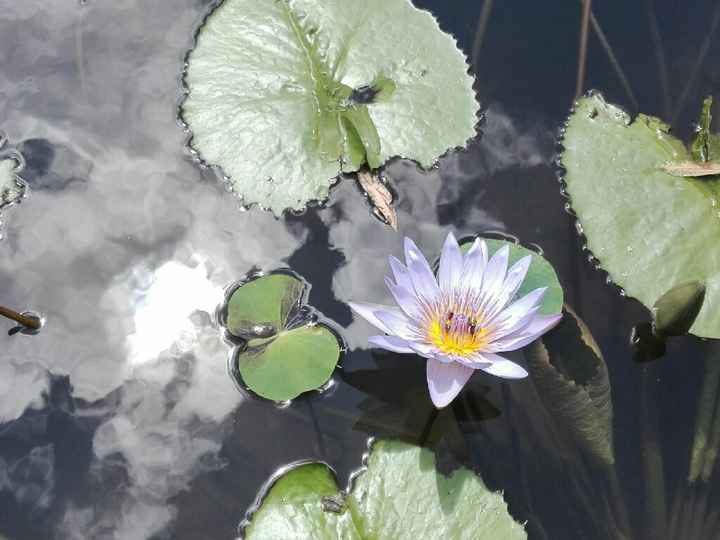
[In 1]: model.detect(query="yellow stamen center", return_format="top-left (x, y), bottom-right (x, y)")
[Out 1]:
top-left (427, 311), bottom-right (489, 357)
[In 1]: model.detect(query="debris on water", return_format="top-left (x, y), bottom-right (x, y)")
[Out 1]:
top-left (356, 169), bottom-right (398, 231)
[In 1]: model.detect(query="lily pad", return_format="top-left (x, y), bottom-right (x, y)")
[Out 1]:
top-left (525, 306), bottom-right (614, 466)
top-left (242, 439), bottom-right (527, 539)
top-left (460, 236), bottom-right (564, 316)
top-left (181, 0), bottom-right (479, 214)
top-left (224, 272), bottom-right (342, 402)
top-left (560, 93), bottom-right (720, 338)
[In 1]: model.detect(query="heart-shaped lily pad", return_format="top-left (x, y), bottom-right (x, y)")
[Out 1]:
top-left (224, 272), bottom-right (342, 402)
top-left (181, 0), bottom-right (479, 214)
top-left (560, 93), bottom-right (720, 338)
top-left (242, 439), bottom-right (527, 539)
top-left (460, 236), bottom-right (564, 316)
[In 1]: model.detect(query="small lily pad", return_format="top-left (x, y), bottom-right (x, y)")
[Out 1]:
top-left (242, 439), bottom-right (527, 539)
top-left (559, 93), bottom-right (720, 338)
top-left (181, 0), bottom-right (479, 214)
top-left (224, 272), bottom-right (342, 402)
top-left (460, 236), bottom-right (564, 315)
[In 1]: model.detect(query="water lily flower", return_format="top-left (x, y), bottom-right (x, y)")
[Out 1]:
top-left (349, 233), bottom-right (562, 408)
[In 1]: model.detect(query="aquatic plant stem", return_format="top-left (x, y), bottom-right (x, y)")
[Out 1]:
top-left (471, 0), bottom-right (495, 76)
top-left (644, 0), bottom-right (671, 119)
top-left (585, 9), bottom-right (638, 110)
top-left (575, 0), bottom-right (592, 99)
top-left (688, 356), bottom-right (720, 482)
top-left (0, 304), bottom-right (40, 330)
top-left (640, 366), bottom-right (667, 540)
top-left (671, 1), bottom-right (720, 124)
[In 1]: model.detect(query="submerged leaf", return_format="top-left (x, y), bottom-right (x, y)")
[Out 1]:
top-left (243, 439), bottom-right (527, 539)
top-left (224, 273), bottom-right (342, 402)
top-left (460, 237), bottom-right (564, 315)
top-left (526, 307), bottom-right (614, 466)
top-left (182, 0), bottom-right (479, 213)
top-left (560, 93), bottom-right (720, 338)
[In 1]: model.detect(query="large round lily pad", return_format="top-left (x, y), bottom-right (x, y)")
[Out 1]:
top-left (560, 93), bottom-right (720, 338)
top-left (460, 236), bottom-right (564, 316)
top-left (243, 439), bottom-right (527, 539)
top-left (225, 272), bottom-right (342, 402)
top-left (182, 0), bottom-right (479, 214)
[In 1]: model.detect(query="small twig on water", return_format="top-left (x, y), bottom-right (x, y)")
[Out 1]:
top-left (0, 304), bottom-right (41, 331)
top-left (575, 0), bottom-right (593, 100)
top-left (356, 169), bottom-right (398, 231)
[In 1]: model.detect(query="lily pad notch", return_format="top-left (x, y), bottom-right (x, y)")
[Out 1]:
top-left (221, 271), bottom-right (344, 402)
top-left (559, 92), bottom-right (720, 338)
top-left (241, 439), bottom-right (527, 539)
top-left (180, 0), bottom-right (480, 218)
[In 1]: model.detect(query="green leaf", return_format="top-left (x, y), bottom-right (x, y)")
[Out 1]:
top-left (0, 158), bottom-right (24, 208)
top-left (225, 273), bottom-right (342, 401)
top-left (460, 237), bottom-right (564, 315)
top-left (239, 324), bottom-right (341, 401)
top-left (525, 307), bottom-right (614, 466)
top-left (691, 96), bottom-right (714, 163)
top-left (243, 439), bottom-right (527, 540)
top-left (560, 93), bottom-right (720, 338)
top-left (182, 0), bottom-right (478, 214)
top-left (226, 274), bottom-right (305, 339)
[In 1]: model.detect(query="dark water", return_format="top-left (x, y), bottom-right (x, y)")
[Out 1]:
top-left (0, 0), bottom-right (719, 538)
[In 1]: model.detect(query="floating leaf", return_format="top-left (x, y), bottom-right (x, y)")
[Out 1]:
top-left (226, 273), bottom-right (305, 339)
top-left (525, 306), bottom-right (614, 466)
top-left (181, 0), bottom-right (479, 213)
top-left (560, 93), bottom-right (720, 338)
top-left (243, 439), bottom-right (527, 539)
top-left (460, 237), bottom-right (564, 315)
top-left (225, 273), bottom-right (342, 402)
top-left (238, 325), bottom-right (340, 401)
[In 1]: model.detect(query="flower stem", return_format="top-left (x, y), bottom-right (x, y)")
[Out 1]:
top-left (0, 304), bottom-right (41, 330)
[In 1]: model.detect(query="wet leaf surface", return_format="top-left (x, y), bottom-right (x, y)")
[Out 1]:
top-left (181, 0), bottom-right (479, 213)
top-left (242, 439), bottom-right (526, 539)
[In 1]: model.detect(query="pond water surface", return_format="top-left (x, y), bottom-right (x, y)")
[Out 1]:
top-left (1, 0), bottom-right (720, 539)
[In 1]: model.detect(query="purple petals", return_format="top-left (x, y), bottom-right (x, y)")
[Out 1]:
top-left (374, 309), bottom-right (417, 340)
top-left (388, 256), bottom-right (413, 291)
top-left (385, 278), bottom-right (422, 319)
top-left (426, 357), bottom-right (474, 408)
top-left (487, 313), bottom-right (563, 352)
top-left (438, 232), bottom-right (463, 293)
top-left (481, 245), bottom-right (510, 299)
top-left (478, 353), bottom-right (529, 379)
top-left (368, 335), bottom-right (415, 354)
top-left (404, 237), bottom-right (441, 302)
top-left (348, 301), bottom-right (397, 334)
top-left (484, 255), bottom-right (533, 320)
top-left (460, 238), bottom-right (488, 291)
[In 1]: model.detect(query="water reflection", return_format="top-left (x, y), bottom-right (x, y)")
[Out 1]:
top-left (126, 258), bottom-right (222, 366)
